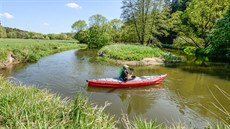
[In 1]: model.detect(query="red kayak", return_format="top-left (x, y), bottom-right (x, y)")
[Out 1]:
top-left (86, 74), bottom-right (167, 88)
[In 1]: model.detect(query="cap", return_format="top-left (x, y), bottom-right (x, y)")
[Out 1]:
top-left (123, 64), bottom-right (129, 68)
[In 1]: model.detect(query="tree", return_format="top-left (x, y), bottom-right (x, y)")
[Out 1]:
top-left (0, 26), bottom-right (7, 38)
top-left (71, 20), bottom-right (87, 32)
top-left (88, 14), bottom-right (108, 27)
top-left (171, 11), bottom-right (205, 48)
top-left (31, 33), bottom-right (44, 39)
top-left (109, 19), bottom-right (123, 32)
top-left (181, 0), bottom-right (229, 48)
top-left (208, 7), bottom-right (230, 53)
top-left (58, 33), bottom-right (68, 40)
top-left (121, 0), bottom-right (152, 45)
top-left (108, 19), bottom-right (123, 42)
top-left (87, 25), bottom-right (111, 48)
top-left (47, 34), bottom-right (56, 40)
top-left (74, 30), bottom-right (88, 43)
top-left (7, 32), bottom-right (17, 38)
top-left (121, 22), bottom-right (138, 43)
top-left (121, 0), bottom-right (171, 45)
top-left (147, 6), bottom-right (173, 46)
top-left (170, 0), bottom-right (191, 13)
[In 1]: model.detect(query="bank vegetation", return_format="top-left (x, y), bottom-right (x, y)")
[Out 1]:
top-left (0, 38), bottom-right (86, 69)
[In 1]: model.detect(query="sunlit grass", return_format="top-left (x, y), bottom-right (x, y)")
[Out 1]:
top-left (0, 38), bottom-right (87, 62)
top-left (0, 76), bottom-right (116, 128)
top-left (98, 44), bottom-right (165, 61)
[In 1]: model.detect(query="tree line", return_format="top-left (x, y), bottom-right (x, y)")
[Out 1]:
top-left (72, 0), bottom-right (229, 61)
top-left (0, 26), bottom-right (74, 40)
top-left (0, 0), bottom-right (229, 61)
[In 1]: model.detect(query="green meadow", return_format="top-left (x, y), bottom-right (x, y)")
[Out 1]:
top-left (0, 38), bottom-right (86, 62)
top-left (98, 44), bottom-right (165, 61)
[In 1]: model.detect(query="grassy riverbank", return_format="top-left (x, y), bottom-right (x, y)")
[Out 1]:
top-left (0, 76), bottom-right (116, 128)
top-left (0, 38), bottom-right (86, 63)
top-left (98, 44), bottom-right (165, 61)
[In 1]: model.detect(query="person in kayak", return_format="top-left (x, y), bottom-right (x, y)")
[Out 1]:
top-left (120, 64), bottom-right (134, 81)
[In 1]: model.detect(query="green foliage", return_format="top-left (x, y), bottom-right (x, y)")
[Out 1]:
top-left (132, 118), bottom-right (163, 129)
top-left (173, 35), bottom-right (205, 48)
top-left (71, 20), bottom-right (87, 32)
top-left (6, 32), bottom-right (17, 38)
top-left (74, 30), bottom-right (88, 43)
top-left (171, 0), bottom-right (191, 12)
top-left (0, 26), bottom-right (74, 40)
top-left (31, 33), bottom-right (44, 39)
top-left (109, 19), bottom-right (123, 32)
top-left (88, 14), bottom-right (108, 27)
top-left (0, 76), bottom-right (116, 128)
top-left (195, 48), bottom-right (211, 56)
top-left (161, 44), bottom-right (173, 48)
top-left (184, 46), bottom-right (196, 55)
top-left (87, 25), bottom-right (111, 48)
top-left (163, 52), bottom-right (183, 63)
top-left (120, 22), bottom-right (138, 43)
top-left (108, 19), bottom-right (123, 43)
top-left (174, 0), bottom-right (229, 48)
top-left (46, 33), bottom-right (74, 40)
top-left (121, 0), bottom-right (175, 45)
top-left (0, 49), bottom-right (8, 62)
top-left (0, 26), bottom-right (7, 38)
top-left (98, 44), bottom-right (165, 61)
top-left (57, 33), bottom-right (68, 40)
top-left (208, 7), bottom-right (230, 52)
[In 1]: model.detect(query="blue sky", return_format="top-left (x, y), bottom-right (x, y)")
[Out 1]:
top-left (0, 0), bottom-right (122, 34)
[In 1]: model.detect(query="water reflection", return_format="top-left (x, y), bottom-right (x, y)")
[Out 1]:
top-left (87, 86), bottom-right (161, 115)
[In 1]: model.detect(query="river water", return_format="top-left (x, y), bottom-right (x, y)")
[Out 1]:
top-left (0, 49), bottom-right (229, 128)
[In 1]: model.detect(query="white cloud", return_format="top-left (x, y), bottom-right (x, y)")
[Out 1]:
top-left (0, 12), bottom-right (14, 19)
top-left (43, 22), bottom-right (49, 26)
top-left (65, 3), bottom-right (82, 9)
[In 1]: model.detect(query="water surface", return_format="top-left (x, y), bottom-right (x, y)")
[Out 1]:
top-left (1, 49), bottom-right (229, 128)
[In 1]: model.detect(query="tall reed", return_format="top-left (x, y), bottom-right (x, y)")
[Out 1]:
top-left (0, 76), bottom-right (116, 128)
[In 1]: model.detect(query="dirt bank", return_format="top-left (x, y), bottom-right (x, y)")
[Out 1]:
top-left (113, 57), bottom-right (164, 66)
top-left (0, 53), bottom-right (19, 69)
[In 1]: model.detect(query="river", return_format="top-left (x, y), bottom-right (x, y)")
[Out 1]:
top-left (0, 49), bottom-right (229, 128)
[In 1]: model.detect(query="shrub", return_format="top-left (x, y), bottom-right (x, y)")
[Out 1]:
top-left (87, 25), bottom-right (111, 48)
top-left (74, 30), bottom-right (88, 44)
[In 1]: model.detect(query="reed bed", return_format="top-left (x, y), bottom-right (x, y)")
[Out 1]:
top-left (0, 76), bottom-right (116, 128)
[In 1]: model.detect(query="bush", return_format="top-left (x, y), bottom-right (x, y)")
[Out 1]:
top-left (184, 46), bottom-right (196, 55)
top-left (74, 30), bottom-right (88, 44)
top-left (87, 25), bottom-right (111, 48)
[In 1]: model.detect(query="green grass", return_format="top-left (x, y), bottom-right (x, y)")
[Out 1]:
top-left (0, 76), bottom-right (116, 128)
top-left (0, 38), bottom-right (87, 62)
top-left (98, 44), bottom-right (165, 61)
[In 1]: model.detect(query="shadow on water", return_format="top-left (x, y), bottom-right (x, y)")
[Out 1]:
top-left (87, 84), bottom-right (163, 115)
top-left (165, 62), bottom-right (230, 81)
top-left (164, 48), bottom-right (230, 81)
